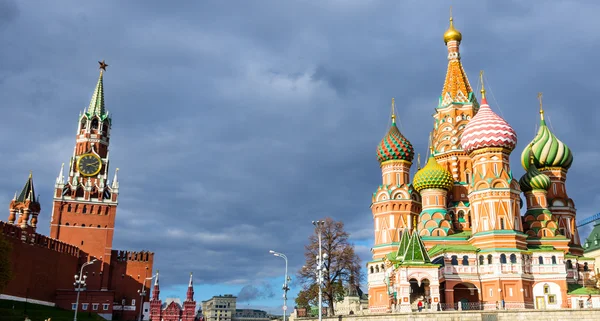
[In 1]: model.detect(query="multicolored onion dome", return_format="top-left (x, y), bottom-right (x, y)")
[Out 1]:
top-left (377, 121), bottom-right (414, 164)
top-left (519, 158), bottom-right (551, 193)
top-left (460, 97), bottom-right (518, 155)
top-left (413, 154), bottom-right (454, 192)
top-left (520, 118), bottom-right (573, 171)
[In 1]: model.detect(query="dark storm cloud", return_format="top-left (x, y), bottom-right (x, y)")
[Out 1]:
top-left (0, 0), bottom-right (599, 305)
top-left (237, 283), bottom-right (275, 303)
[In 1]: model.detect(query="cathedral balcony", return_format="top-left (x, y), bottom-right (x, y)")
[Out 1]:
top-left (531, 263), bottom-right (565, 275)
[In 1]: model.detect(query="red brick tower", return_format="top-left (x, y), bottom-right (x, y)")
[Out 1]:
top-left (8, 172), bottom-right (41, 234)
top-left (50, 61), bottom-right (119, 290)
top-left (149, 271), bottom-right (162, 321)
top-left (182, 273), bottom-right (197, 321)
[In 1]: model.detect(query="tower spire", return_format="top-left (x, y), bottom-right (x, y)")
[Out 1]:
top-left (391, 98), bottom-right (396, 125)
top-left (537, 92), bottom-right (544, 121)
top-left (186, 272), bottom-right (194, 301)
top-left (479, 70), bottom-right (486, 101)
top-left (87, 61), bottom-right (108, 117)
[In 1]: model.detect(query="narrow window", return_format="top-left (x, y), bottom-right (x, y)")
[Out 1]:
top-left (551, 256), bottom-right (557, 264)
top-left (487, 254), bottom-right (493, 264)
top-left (462, 256), bottom-right (469, 266)
top-left (510, 254), bottom-right (517, 263)
top-left (451, 255), bottom-right (458, 265)
top-left (500, 218), bottom-right (505, 230)
top-left (500, 254), bottom-right (507, 264)
top-left (479, 255), bottom-right (484, 265)
top-left (538, 256), bottom-right (544, 265)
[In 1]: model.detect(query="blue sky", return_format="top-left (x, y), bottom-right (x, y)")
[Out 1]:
top-left (0, 0), bottom-right (599, 315)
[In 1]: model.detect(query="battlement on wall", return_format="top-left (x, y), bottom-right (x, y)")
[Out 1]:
top-left (0, 221), bottom-right (80, 257)
top-left (111, 249), bottom-right (154, 262)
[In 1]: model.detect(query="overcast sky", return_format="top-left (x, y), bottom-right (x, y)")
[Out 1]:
top-left (0, 0), bottom-right (599, 314)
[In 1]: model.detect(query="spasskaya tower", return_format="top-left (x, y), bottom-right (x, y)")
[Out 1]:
top-left (50, 61), bottom-right (119, 290)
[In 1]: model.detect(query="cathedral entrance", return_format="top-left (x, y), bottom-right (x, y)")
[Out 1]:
top-left (453, 283), bottom-right (480, 310)
top-left (409, 278), bottom-right (430, 305)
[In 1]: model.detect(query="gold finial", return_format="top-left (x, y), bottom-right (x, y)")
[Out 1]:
top-left (29, 170), bottom-right (32, 178)
top-left (443, 6), bottom-right (462, 44)
top-left (98, 60), bottom-right (109, 72)
top-left (391, 98), bottom-right (396, 125)
top-left (417, 153), bottom-right (421, 170)
top-left (537, 92), bottom-right (544, 120)
top-left (479, 70), bottom-right (486, 100)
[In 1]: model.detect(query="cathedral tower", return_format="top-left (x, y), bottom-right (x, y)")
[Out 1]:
top-left (520, 93), bottom-right (581, 254)
top-left (182, 273), bottom-right (197, 321)
top-left (369, 99), bottom-right (420, 311)
top-left (459, 73), bottom-right (524, 249)
top-left (149, 271), bottom-right (162, 321)
top-left (430, 13), bottom-right (479, 231)
top-left (50, 61), bottom-right (120, 289)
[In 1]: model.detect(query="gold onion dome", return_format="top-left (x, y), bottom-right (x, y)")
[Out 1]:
top-left (443, 17), bottom-right (462, 44)
top-left (520, 95), bottom-right (573, 171)
top-left (519, 154), bottom-right (551, 193)
top-left (413, 153), bottom-right (454, 192)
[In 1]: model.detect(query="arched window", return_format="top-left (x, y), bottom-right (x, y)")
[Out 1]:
top-left (510, 254), bottom-right (517, 264)
top-left (566, 260), bottom-right (573, 269)
top-left (451, 255), bottom-right (458, 265)
top-left (65, 222), bottom-right (70, 226)
top-left (500, 254), bottom-right (507, 264)
top-left (551, 256), bottom-right (557, 265)
top-left (584, 262), bottom-right (589, 271)
top-left (462, 256), bottom-right (469, 266)
top-left (370, 266), bottom-right (374, 274)
top-left (82, 205), bottom-right (87, 214)
top-left (458, 211), bottom-right (465, 222)
top-left (479, 255), bottom-right (484, 266)
top-left (91, 118), bottom-right (99, 130)
top-left (538, 256), bottom-right (544, 265)
top-left (375, 266), bottom-right (380, 273)
top-left (487, 254), bottom-right (493, 264)
top-left (543, 284), bottom-right (550, 294)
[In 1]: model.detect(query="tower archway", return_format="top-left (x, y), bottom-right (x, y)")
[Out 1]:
top-left (453, 282), bottom-right (480, 310)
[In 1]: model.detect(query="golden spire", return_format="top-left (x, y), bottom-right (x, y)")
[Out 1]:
top-left (537, 92), bottom-right (544, 121)
top-left (391, 98), bottom-right (396, 125)
top-left (443, 6), bottom-right (462, 44)
top-left (28, 170), bottom-right (32, 178)
top-left (479, 70), bottom-right (486, 100)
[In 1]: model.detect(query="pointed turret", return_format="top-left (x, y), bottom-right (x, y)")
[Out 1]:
top-left (55, 163), bottom-right (65, 187)
top-left (9, 172), bottom-right (41, 230)
top-left (440, 10), bottom-right (473, 107)
top-left (87, 61), bottom-right (108, 118)
top-left (186, 272), bottom-right (194, 301)
top-left (152, 271), bottom-right (160, 299)
top-left (401, 229), bottom-right (431, 264)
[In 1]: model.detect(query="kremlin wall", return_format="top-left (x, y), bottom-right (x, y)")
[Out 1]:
top-left (0, 62), bottom-right (155, 321)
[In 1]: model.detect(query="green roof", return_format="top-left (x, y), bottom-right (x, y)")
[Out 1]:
top-left (16, 172), bottom-right (38, 204)
top-left (400, 230), bottom-right (431, 264)
top-left (568, 284), bottom-right (600, 295)
top-left (428, 244), bottom-right (478, 257)
top-left (583, 222), bottom-right (600, 253)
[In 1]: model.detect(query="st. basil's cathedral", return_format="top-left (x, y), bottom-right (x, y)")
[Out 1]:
top-left (367, 14), bottom-right (596, 312)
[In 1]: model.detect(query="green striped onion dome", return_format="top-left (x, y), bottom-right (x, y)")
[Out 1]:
top-left (519, 160), bottom-right (551, 193)
top-left (376, 122), bottom-right (414, 164)
top-left (521, 119), bottom-right (573, 171)
top-left (413, 154), bottom-right (454, 192)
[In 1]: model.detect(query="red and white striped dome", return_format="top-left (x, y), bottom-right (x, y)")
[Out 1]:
top-left (460, 97), bottom-right (517, 154)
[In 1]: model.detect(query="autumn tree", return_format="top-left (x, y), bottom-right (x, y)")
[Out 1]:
top-left (296, 217), bottom-right (362, 316)
top-left (0, 233), bottom-right (12, 292)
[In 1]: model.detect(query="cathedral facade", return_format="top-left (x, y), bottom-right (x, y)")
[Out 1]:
top-left (367, 15), bottom-right (595, 312)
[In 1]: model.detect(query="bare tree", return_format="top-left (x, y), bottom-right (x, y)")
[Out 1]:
top-left (296, 217), bottom-right (362, 316)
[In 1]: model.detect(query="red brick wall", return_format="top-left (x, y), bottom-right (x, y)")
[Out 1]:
top-left (110, 250), bottom-right (155, 321)
top-left (0, 221), bottom-right (80, 303)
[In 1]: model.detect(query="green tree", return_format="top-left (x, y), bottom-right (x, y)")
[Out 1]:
top-left (296, 217), bottom-right (363, 316)
top-left (0, 233), bottom-right (12, 292)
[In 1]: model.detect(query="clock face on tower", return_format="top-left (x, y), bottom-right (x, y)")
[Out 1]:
top-left (77, 153), bottom-right (102, 177)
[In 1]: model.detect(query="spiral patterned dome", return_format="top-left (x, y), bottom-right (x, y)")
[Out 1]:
top-left (413, 154), bottom-right (454, 192)
top-left (460, 97), bottom-right (518, 155)
top-left (520, 118), bottom-right (573, 171)
top-left (377, 121), bottom-right (414, 164)
top-left (519, 156), bottom-right (551, 193)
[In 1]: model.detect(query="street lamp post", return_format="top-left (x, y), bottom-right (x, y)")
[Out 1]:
top-left (269, 250), bottom-right (291, 321)
top-left (312, 220), bottom-right (327, 321)
top-left (73, 259), bottom-right (97, 321)
top-left (137, 275), bottom-right (155, 321)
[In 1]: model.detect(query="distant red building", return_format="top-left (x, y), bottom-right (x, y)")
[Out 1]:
top-left (149, 272), bottom-right (200, 321)
top-left (0, 62), bottom-right (154, 320)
